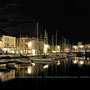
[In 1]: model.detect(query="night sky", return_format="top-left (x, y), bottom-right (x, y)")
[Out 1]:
top-left (0, 0), bottom-right (90, 44)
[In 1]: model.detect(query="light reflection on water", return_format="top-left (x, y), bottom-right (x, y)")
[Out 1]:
top-left (0, 56), bottom-right (90, 82)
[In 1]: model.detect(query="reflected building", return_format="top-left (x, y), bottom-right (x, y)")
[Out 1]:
top-left (0, 70), bottom-right (15, 82)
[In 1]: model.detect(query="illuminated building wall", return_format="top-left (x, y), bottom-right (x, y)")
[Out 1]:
top-left (78, 42), bottom-right (83, 47)
top-left (2, 35), bottom-right (16, 53)
top-left (28, 38), bottom-right (45, 55)
top-left (16, 37), bottom-right (32, 54)
top-left (85, 44), bottom-right (90, 49)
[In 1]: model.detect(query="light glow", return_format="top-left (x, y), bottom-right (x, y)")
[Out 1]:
top-left (79, 60), bottom-right (84, 65)
top-left (73, 59), bottom-right (78, 64)
top-left (43, 65), bottom-right (49, 69)
top-left (44, 44), bottom-right (49, 48)
top-left (28, 66), bottom-right (32, 74)
top-left (79, 45), bottom-right (84, 48)
top-left (28, 42), bottom-right (32, 48)
top-left (32, 49), bottom-right (36, 55)
top-left (44, 44), bottom-right (49, 54)
top-left (32, 63), bottom-right (35, 66)
top-left (57, 61), bottom-right (61, 65)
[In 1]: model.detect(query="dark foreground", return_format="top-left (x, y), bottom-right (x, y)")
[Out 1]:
top-left (0, 78), bottom-right (90, 90)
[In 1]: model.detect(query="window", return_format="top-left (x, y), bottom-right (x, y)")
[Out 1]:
top-left (5, 38), bottom-right (7, 41)
top-left (12, 44), bottom-right (14, 47)
top-left (25, 39), bottom-right (28, 42)
top-left (12, 39), bottom-right (14, 42)
top-left (5, 43), bottom-right (9, 47)
top-left (5, 38), bottom-right (9, 41)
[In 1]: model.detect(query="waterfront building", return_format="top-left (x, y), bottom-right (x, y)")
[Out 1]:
top-left (85, 44), bottom-right (90, 49)
top-left (85, 44), bottom-right (90, 52)
top-left (1, 35), bottom-right (16, 54)
top-left (78, 42), bottom-right (85, 52)
top-left (16, 36), bottom-right (32, 54)
top-left (78, 42), bottom-right (83, 47)
top-left (72, 45), bottom-right (78, 52)
top-left (72, 42), bottom-right (85, 52)
top-left (17, 36), bottom-right (48, 55)
top-left (28, 37), bottom-right (49, 55)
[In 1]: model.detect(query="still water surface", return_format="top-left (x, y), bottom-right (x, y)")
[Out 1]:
top-left (0, 56), bottom-right (90, 82)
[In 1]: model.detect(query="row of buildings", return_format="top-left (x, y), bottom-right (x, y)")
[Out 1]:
top-left (0, 33), bottom-right (90, 55)
top-left (0, 34), bottom-right (51, 55)
top-left (72, 42), bottom-right (90, 52)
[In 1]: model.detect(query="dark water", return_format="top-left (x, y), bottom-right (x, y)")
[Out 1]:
top-left (0, 57), bottom-right (90, 89)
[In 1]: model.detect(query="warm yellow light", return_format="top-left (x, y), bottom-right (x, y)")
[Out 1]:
top-left (73, 59), bottom-right (78, 64)
top-left (43, 65), bottom-right (49, 69)
top-left (44, 44), bottom-right (49, 54)
top-left (73, 46), bottom-right (78, 49)
top-left (44, 44), bottom-right (49, 48)
top-left (28, 42), bottom-right (32, 48)
top-left (57, 61), bottom-right (61, 65)
top-left (28, 66), bottom-right (32, 74)
top-left (79, 45), bottom-right (84, 48)
top-left (32, 63), bottom-right (35, 66)
top-left (32, 49), bottom-right (36, 55)
top-left (0, 72), bottom-right (2, 76)
top-left (52, 50), bottom-right (56, 53)
top-left (57, 46), bottom-right (60, 49)
top-left (79, 60), bottom-right (84, 65)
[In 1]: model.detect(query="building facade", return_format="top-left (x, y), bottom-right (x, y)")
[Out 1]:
top-left (1, 35), bottom-right (16, 54)
top-left (16, 37), bottom-right (32, 54)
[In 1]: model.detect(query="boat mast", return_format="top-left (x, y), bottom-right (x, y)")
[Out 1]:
top-left (44, 29), bottom-right (48, 44)
top-left (37, 22), bottom-right (39, 42)
top-left (36, 22), bottom-right (39, 55)
top-left (52, 35), bottom-right (54, 51)
top-left (56, 31), bottom-right (57, 52)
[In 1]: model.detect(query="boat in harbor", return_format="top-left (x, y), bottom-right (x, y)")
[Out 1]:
top-left (30, 55), bottom-right (52, 62)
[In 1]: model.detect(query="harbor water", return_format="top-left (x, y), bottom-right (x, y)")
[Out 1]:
top-left (0, 56), bottom-right (90, 89)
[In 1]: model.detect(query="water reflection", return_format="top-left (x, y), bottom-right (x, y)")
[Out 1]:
top-left (1, 56), bottom-right (90, 82)
top-left (0, 70), bottom-right (15, 82)
top-left (27, 66), bottom-right (32, 74)
top-left (57, 61), bottom-right (61, 66)
top-left (43, 65), bottom-right (49, 69)
top-left (73, 59), bottom-right (78, 64)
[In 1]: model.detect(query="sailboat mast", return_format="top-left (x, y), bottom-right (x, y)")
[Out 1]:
top-left (56, 31), bottom-right (57, 46)
top-left (52, 35), bottom-right (54, 51)
top-left (36, 22), bottom-right (39, 55)
top-left (37, 22), bottom-right (39, 41)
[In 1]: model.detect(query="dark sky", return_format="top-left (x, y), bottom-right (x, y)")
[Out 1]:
top-left (0, 0), bottom-right (90, 44)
